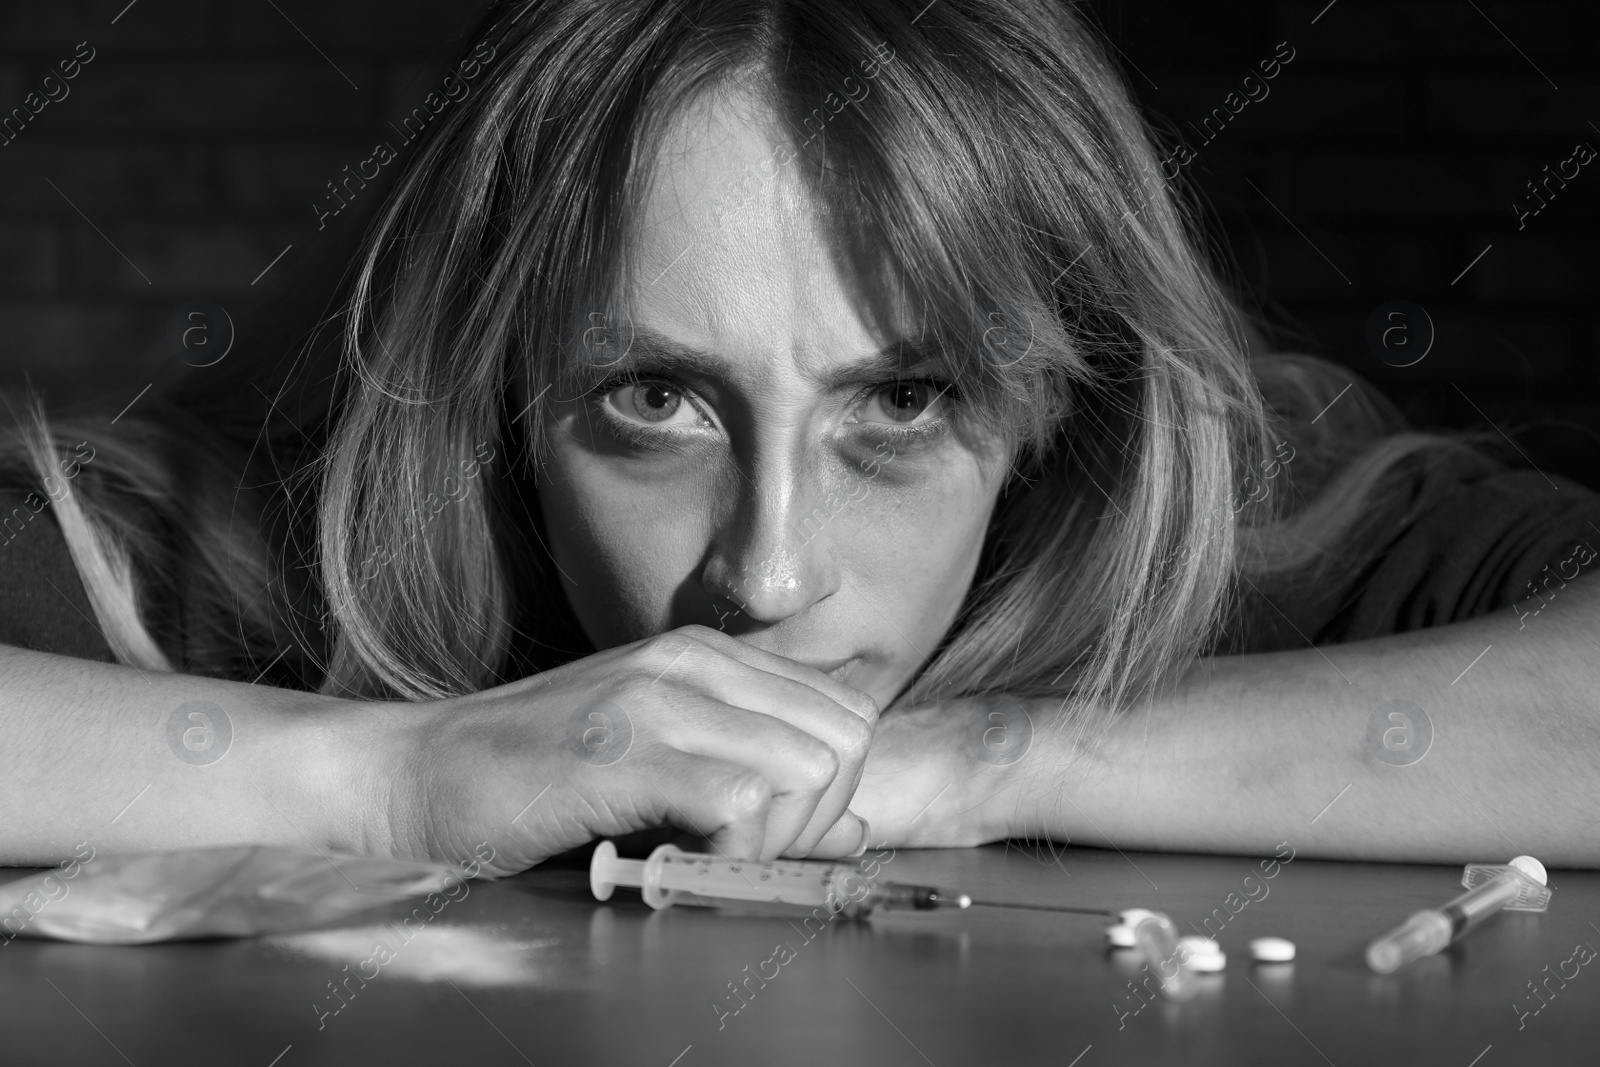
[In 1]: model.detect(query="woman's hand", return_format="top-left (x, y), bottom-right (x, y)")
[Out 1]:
top-left (849, 698), bottom-right (1039, 849)
top-left (363, 625), bottom-right (878, 876)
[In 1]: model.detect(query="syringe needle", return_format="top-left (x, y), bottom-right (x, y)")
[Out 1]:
top-left (587, 840), bottom-right (1121, 920)
top-left (964, 899), bottom-right (1114, 916)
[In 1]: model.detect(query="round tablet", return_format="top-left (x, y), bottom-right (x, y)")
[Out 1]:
top-left (1250, 936), bottom-right (1296, 962)
top-left (1178, 935), bottom-right (1225, 972)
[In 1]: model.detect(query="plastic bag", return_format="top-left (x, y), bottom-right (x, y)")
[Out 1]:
top-left (0, 844), bottom-right (464, 945)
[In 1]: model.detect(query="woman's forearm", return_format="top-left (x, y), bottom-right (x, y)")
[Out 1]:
top-left (0, 644), bottom-right (384, 865)
top-left (1021, 576), bottom-right (1600, 865)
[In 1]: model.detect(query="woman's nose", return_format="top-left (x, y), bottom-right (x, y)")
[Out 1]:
top-left (700, 468), bottom-right (843, 626)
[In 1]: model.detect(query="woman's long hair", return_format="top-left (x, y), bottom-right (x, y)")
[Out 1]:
top-left (1, 0), bottom-right (1461, 746)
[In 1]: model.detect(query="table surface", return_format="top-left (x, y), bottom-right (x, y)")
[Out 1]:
top-left (0, 842), bottom-right (1596, 1067)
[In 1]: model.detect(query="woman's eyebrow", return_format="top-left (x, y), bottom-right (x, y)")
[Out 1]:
top-left (623, 326), bottom-right (950, 385)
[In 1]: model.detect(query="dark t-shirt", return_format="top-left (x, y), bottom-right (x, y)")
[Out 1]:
top-left (1216, 449), bottom-right (1600, 654)
top-left (3, 455), bottom-right (1598, 665)
top-left (0, 490), bottom-right (115, 662)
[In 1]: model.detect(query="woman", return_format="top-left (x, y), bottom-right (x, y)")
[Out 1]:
top-left (1, 0), bottom-right (1596, 875)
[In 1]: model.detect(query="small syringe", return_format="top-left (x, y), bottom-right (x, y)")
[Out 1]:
top-left (1365, 854), bottom-right (1552, 974)
top-left (588, 841), bottom-right (1113, 919)
top-left (589, 841), bottom-right (967, 916)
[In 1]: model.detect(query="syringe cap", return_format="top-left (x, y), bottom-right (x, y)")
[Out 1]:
top-left (1509, 855), bottom-right (1547, 887)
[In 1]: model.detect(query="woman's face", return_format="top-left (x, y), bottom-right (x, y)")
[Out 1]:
top-left (538, 87), bottom-right (1012, 709)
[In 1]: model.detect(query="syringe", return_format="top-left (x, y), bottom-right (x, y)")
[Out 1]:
top-left (1365, 854), bottom-right (1552, 974)
top-left (588, 841), bottom-right (1114, 919)
top-left (589, 841), bottom-right (968, 916)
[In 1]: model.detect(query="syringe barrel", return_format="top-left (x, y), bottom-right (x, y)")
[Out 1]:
top-left (640, 845), bottom-right (865, 910)
top-left (1365, 864), bottom-right (1549, 973)
top-left (1437, 868), bottom-right (1525, 936)
top-left (589, 840), bottom-right (886, 913)
top-left (1366, 909), bottom-right (1451, 973)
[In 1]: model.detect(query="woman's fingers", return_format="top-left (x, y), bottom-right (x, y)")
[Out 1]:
top-left (802, 809), bottom-right (872, 861)
top-left (676, 626), bottom-right (879, 724)
top-left (663, 702), bottom-right (846, 860)
top-left (616, 750), bottom-right (775, 860)
top-left (646, 628), bottom-right (877, 855)
top-left (430, 626), bottom-right (886, 870)
top-left (649, 633), bottom-right (883, 851)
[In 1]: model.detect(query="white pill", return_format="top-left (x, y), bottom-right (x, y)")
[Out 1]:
top-left (1250, 936), bottom-right (1296, 962)
top-left (1105, 923), bottom-right (1135, 947)
top-left (1178, 935), bottom-right (1226, 972)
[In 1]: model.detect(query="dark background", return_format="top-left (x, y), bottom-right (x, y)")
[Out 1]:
top-left (1, 0), bottom-right (1596, 482)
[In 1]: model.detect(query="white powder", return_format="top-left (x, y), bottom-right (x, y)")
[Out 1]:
top-left (268, 923), bottom-right (556, 987)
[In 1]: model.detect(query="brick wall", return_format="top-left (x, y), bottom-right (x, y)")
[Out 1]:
top-left (1091, 0), bottom-right (1600, 485)
top-left (2, 0), bottom-right (1596, 481)
top-left (0, 0), bottom-right (494, 412)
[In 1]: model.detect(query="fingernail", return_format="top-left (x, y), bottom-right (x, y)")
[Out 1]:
top-left (849, 817), bottom-right (871, 857)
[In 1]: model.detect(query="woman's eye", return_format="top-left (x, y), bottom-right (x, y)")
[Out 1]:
top-left (859, 380), bottom-right (948, 426)
top-left (602, 381), bottom-right (703, 429)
